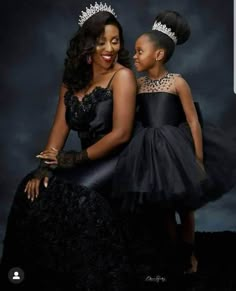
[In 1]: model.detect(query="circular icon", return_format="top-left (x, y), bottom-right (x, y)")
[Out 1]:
top-left (8, 267), bottom-right (24, 284)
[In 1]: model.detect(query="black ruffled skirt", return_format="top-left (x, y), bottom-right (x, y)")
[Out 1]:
top-left (1, 156), bottom-right (130, 291)
top-left (113, 122), bottom-right (236, 211)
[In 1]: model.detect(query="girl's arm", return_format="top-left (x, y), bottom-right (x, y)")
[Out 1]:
top-left (175, 76), bottom-right (203, 163)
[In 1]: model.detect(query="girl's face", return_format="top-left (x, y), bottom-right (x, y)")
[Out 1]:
top-left (92, 24), bottom-right (120, 70)
top-left (133, 34), bottom-right (158, 72)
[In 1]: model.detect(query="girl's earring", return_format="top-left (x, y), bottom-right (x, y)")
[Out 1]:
top-left (87, 55), bottom-right (92, 64)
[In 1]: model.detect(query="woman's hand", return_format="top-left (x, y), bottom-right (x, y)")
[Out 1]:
top-left (36, 147), bottom-right (59, 166)
top-left (24, 176), bottom-right (49, 202)
top-left (24, 151), bottom-right (56, 202)
top-left (38, 149), bottom-right (90, 168)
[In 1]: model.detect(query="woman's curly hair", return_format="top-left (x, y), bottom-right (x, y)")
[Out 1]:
top-left (63, 11), bottom-right (131, 92)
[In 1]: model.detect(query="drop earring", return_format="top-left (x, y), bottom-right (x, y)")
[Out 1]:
top-left (113, 54), bottom-right (118, 65)
top-left (87, 55), bottom-right (92, 64)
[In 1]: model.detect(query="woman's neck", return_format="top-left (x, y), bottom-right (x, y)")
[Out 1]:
top-left (92, 63), bottom-right (116, 83)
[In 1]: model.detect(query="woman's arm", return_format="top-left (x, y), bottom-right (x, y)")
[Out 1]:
top-left (25, 84), bottom-right (70, 200)
top-left (175, 76), bottom-right (204, 163)
top-left (86, 68), bottom-right (136, 159)
top-left (40, 68), bottom-right (137, 167)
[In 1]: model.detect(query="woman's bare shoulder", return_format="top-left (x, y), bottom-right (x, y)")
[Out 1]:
top-left (112, 66), bottom-right (136, 83)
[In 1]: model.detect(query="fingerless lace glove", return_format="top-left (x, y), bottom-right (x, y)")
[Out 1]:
top-left (33, 160), bottom-right (53, 179)
top-left (56, 149), bottom-right (90, 169)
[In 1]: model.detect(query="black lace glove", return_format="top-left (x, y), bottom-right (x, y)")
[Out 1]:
top-left (56, 149), bottom-right (90, 169)
top-left (33, 160), bottom-right (53, 179)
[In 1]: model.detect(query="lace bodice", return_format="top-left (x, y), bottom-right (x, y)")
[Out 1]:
top-left (64, 87), bottom-right (113, 148)
top-left (138, 73), bottom-right (180, 94)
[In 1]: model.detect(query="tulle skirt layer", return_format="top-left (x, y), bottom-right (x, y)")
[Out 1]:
top-left (113, 123), bottom-right (236, 210)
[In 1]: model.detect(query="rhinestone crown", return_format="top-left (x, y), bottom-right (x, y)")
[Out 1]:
top-left (152, 21), bottom-right (177, 44)
top-left (78, 2), bottom-right (117, 27)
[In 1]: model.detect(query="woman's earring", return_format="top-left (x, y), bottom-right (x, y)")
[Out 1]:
top-left (113, 54), bottom-right (118, 65)
top-left (87, 55), bottom-right (92, 64)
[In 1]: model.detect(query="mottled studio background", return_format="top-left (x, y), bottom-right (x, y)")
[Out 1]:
top-left (0, 0), bottom-right (235, 257)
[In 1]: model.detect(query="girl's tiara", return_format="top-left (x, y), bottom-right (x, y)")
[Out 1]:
top-left (152, 21), bottom-right (177, 44)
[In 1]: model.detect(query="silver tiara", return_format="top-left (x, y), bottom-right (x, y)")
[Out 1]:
top-left (78, 2), bottom-right (117, 27)
top-left (152, 21), bottom-right (177, 44)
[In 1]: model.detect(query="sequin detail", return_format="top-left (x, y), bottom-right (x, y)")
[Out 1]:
top-left (138, 73), bottom-right (180, 94)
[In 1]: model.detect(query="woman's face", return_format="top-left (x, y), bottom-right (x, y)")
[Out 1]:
top-left (92, 24), bottom-right (120, 69)
top-left (133, 34), bottom-right (157, 72)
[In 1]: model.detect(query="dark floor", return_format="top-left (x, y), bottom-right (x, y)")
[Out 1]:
top-left (1, 205), bottom-right (236, 291)
top-left (122, 207), bottom-right (236, 291)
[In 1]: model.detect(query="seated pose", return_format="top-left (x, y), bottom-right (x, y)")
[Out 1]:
top-left (1, 3), bottom-right (136, 291)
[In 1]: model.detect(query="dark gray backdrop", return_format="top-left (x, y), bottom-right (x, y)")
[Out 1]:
top-left (1, 0), bottom-right (235, 256)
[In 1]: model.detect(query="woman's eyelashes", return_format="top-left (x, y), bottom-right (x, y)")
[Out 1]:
top-left (97, 38), bottom-right (120, 46)
top-left (111, 37), bottom-right (120, 44)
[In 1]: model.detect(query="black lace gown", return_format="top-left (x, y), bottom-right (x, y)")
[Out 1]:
top-left (113, 73), bottom-right (236, 211)
top-left (1, 87), bottom-right (131, 291)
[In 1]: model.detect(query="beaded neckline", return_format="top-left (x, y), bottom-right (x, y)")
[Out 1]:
top-left (144, 72), bottom-right (170, 86)
top-left (138, 73), bottom-right (179, 95)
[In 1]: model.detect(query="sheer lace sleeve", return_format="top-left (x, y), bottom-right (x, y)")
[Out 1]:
top-left (56, 149), bottom-right (90, 168)
top-left (33, 160), bottom-right (53, 179)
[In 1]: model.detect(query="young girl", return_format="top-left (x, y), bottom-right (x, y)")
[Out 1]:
top-left (113, 10), bottom-right (236, 276)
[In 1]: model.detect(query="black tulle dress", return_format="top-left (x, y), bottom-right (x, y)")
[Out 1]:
top-left (1, 85), bottom-right (131, 290)
top-left (113, 73), bottom-right (236, 211)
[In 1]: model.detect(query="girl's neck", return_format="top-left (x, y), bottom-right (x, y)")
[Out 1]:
top-left (147, 66), bottom-right (168, 80)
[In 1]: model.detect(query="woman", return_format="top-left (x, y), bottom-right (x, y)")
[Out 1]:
top-left (1, 3), bottom-right (136, 290)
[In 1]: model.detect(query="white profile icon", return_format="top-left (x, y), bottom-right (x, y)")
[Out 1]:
top-left (12, 271), bottom-right (20, 280)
